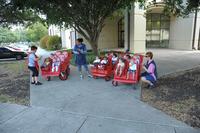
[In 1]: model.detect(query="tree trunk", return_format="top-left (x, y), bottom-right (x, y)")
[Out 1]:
top-left (90, 40), bottom-right (99, 56)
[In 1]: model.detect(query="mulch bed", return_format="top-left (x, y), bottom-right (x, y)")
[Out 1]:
top-left (0, 61), bottom-right (30, 106)
top-left (141, 66), bottom-right (200, 128)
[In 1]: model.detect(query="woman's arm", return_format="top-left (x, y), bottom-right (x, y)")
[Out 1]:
top-left (80, 45), bottom-right (87, 54)
top-left (73, 45), bottom-right (79, 54)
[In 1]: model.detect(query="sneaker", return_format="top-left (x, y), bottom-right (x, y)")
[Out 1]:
top-left (80, 75), bottom-right (83, 79)
top-left (149, 84), bottom-right (155, 89)
top-left (87, 74), bottom-right (93, 78)
top-left (31, 81), bottom-right (35, 84)
top-left (35, 82), bottom-right (42, 85)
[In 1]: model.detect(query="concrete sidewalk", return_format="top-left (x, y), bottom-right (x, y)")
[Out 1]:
top-left (1, 49), bottom-right (200, 133)
top-left (150, 49), bottom-right (200, 77)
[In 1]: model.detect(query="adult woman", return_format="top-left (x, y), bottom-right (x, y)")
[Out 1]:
top-left (141, 51), bottom-right (157, 88)
top-left (73, 38), bottom-right (92, 79)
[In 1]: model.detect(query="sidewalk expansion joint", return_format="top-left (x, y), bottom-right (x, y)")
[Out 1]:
top-left (76, 116), bottom-right (88, 133)
top-left (0, 107), bottom-right (29, 125)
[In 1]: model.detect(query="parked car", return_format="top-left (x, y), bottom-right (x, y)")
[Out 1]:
top-left (0, 47), bottom-right (27, 60)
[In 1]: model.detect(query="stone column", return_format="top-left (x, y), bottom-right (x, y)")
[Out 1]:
top-left (129, 3), bottom-right (146, 54)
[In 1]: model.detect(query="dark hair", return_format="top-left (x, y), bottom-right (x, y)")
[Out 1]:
top-left (113, 53), bottom-right (117, 57)
top-left (146, 51), bottom-right (153, 59)
top-left (119, 57), bottom-right (125, 62)
top-left (76, 38), bottom-right (83, 43)
top-left (125, 54), bottom-right (131, 59)
top-left (31, 45), bottom-right (37, 51)
top-left (125, 49), bottom-right (129, 53)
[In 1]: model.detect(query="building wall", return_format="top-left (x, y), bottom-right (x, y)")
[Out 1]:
top-left (169, 14), bottom-right (194, 50)
top-left (77, 17), bottom-right (120, 50)
top-left (61, 29), bottom-right (72, 49)
top-left (194, 12), bottom-right (200, 49)
top-left (129, 3), bottom-right (146, 54)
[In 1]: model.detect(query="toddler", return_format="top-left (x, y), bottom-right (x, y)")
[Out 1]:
top-left (127, 59), bottom-right (137, 79)
top-left (115, 58), bottom-right (125, 76)
top-left (98, 56), bottom-right (108, 69)
top-left (51, 54), bottom-right (60, 72)
top-left (92, 56), bottom-right (101, 67)
top-left (112, 53), bottom-right (118, 65)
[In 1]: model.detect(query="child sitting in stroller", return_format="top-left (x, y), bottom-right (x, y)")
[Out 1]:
top-left (51, 54), bottom-right (61, 72)
top-left (92, 56), bottom-right (101, 68)
top-left (115, 57), bottom-right (125, 76)
top-left (112, 53), bottom-right (118, 65)
top-left (98, 56), bottom-right (108, 69)
top-left (126, 59), bottom-right (137, 79)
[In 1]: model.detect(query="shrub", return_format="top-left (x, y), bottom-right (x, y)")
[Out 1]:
top-left (46, 35), bottom-right (62, 50)
top-left (40, 35), bottom-right (49, 49)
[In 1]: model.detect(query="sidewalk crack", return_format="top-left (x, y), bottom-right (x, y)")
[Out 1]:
top-left (174, 127), bottom-right (177, 133)
top-left (76, 116), bottom-right (88, 133)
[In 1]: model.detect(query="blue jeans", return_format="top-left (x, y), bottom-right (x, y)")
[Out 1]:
top-left (77, 64), bottom-right (89, 72)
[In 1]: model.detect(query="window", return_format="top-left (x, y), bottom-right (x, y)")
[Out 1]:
top-left (118, 18), bottom-right (125, 48)
top-left (1, 48), bottom-right (10, 52)
top-left (146, 13), bottom-right (170, 48)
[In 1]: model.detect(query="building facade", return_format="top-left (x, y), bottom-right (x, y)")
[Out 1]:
top-left (52, 0), bottom-right (200, 53)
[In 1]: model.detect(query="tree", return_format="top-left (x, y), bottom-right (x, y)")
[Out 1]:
top-left (163, 0), bottom-right (200, 16)
top-left (0, 27), bottom-right (18, 43)
top-left (26, 22), bottom-right (48, 42)
top-left (15, 0), bottom-right (138, 55)
top-left (0, 0), bottom-right (43, 26)
top-left (14, 0), bottom-right (199, 54)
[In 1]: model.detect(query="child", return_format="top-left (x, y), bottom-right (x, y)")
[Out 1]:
top-left (51, 54), bottom-right (61, 72)
top-left (127, 59), bottom-right (137, 79)
top-left (99, 56), bottom-right (108, 69)
top-left (100, 56), bottom-right (108, 65)
top-left (115, 58), bottom-right (125, 76)
top-left (28, 46), bottom-right (42, 85)
top-left (93, 56), bottom-right (101, 67)
top-left (41, 58), bottom-right (51, 70)
top-left (112, 53), bottom-right (118, 65)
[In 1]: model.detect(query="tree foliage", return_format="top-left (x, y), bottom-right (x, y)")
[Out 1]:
top-left (0, 27), bottom-right (19, 43)
top-left (15, 0), bottom-right (137, 55)
top-left (26, 22), bottom-right (48, 42)
top-left (163, 0), bottom-right (200, 16)
top-left (46, 35), bottom-right (62, 50)
top-left (12, 0), bottom-right (200, 54)
top-left (0, 0), bottom-right (43, 26)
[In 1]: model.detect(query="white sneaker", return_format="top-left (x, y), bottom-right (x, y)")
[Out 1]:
top-left (80, 74), bottom-right (83, 79)
top-left (88, 74), bottom-right (93, 78)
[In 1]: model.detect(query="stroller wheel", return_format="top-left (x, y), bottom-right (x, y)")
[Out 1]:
top-left (105, 76), bottom-right (110, 81)
top-left (67, 67), bottom-right (70, 75)
top-left (59, 72), bottom-right (68, 80)
top-left (112, 81), bottom-right (118, 87)
top-left (46, 76), bottom-right (51, 81)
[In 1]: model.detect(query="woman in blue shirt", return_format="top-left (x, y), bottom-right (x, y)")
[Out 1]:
top-left (73, 38), bottom-right (92, 79)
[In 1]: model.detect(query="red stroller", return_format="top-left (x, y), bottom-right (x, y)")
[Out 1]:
top-left (90, 55), bottom-right (114, 81)
top-left (41, 51), bottom-right (72, 81)
top-left (112, 54), bottom-right (143, 86)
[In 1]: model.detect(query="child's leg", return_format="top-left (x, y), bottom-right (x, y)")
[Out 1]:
top-left (52, 63), bottom-right (54, 72)
top-left (115, 65), bottom-right (119, 75)
top-left (56, 66), bottom-right (58, 72)
top-left (132, 71), bottom-right (135, 79)
top-left (119, 66), bottom-right (124, 76)
top-left (127, 71), bottom-right (129, 79)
